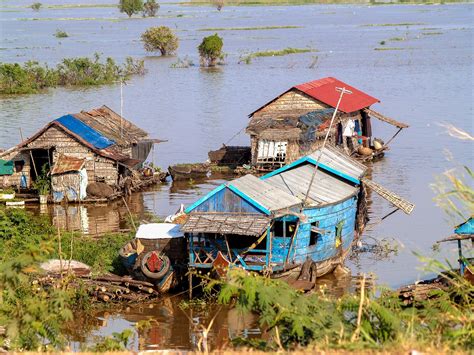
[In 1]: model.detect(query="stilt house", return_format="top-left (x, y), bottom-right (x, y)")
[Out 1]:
top-left (0, 105), bottom-right (161, 192)
top-left (246, 77), bottom-right (408, 171)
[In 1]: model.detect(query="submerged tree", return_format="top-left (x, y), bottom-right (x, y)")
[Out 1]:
top-left (119, 0), bottom-right (143, 18)
top-left (141, 26), bottom-right (179, 56)
top-left (143, 0), bottom-right (159, 17)
top-left (198, 33), bottom-right (224, 67)
top-left (31, 2), bottom-right (42, 11)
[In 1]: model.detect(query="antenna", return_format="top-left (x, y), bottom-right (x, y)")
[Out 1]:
top-left (120, 79), bottom-right (124, 138)
top-left (302, 87), bottom-right (352, 206)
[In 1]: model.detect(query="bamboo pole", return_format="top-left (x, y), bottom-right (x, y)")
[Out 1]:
top-left (351, 274), bottom-right (366, 342)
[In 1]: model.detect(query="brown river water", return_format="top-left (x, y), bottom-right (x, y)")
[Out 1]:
top-left (0, 0), bottom-right (472, 350)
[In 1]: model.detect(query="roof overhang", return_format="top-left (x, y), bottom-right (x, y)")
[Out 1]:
top-left (182, 213), bottom-right (271, 237)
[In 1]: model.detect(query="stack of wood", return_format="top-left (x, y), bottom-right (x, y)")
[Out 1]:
top-left (35, 273), bottom-right (160, 303)
top-left (398, 276), bottom-right (449, 306)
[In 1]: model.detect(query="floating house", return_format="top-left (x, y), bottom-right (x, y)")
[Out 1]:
top-left (182, 146), bottom-right (414, 285)
top-left (246, 77), bottom-right (409, 171)
top-left (0, 105), bottom-right (162, 200)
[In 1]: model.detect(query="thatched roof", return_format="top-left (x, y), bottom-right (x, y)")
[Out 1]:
top-left (182, 213), bottom-right (271, 236)
top-left (259, 128), bottom-right (301, 141)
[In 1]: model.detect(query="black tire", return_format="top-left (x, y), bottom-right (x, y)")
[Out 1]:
top-left (140, 251), bottom-right (171, 280)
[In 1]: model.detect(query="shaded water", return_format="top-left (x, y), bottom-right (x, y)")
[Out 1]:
top-left (1, 0), bottom-right (473, 350)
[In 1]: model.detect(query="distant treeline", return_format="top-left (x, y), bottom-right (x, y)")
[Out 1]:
top-left (0, 54), bottom-right (145, 95)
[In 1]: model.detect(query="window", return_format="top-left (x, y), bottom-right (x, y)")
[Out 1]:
top-left (309, 221), bottom-right (321, 246)
top-left (257, 140), bottom-right (287, 160)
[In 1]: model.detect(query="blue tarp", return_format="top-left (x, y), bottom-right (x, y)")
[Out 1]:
top-left (299, 108), bottom-right (335, 142)
top-left (455, 217), bottom-right (473, 235)
top-left (55, 114), bottom-right (115, 150)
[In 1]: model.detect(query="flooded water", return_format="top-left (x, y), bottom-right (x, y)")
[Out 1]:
top-left (1, 0), bottom-right (472, 350)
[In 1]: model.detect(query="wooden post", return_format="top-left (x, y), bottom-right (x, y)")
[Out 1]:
top-left (458, 240), bottom-right (464, 276)
top-left (188, 268), bottom-right (193, 299)
top-left (19, 128), bottom-right (38, 182)
top-left (385, 127), bottom-right (403, 147)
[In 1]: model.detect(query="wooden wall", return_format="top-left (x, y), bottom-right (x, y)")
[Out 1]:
top-left (253, 90), bottom-right (328, 118)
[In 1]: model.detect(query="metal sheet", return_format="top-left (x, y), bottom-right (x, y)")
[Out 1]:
top-left (294, 77), bottom-right (380, 114)
top-left (229, 174), bottom-right (302, 212)
top-left (51, 154), bottom-right (85, 175)
top-left (308, 145), bottom-right (367, 181)
top-left (265, 164), bottom-right (357, 206)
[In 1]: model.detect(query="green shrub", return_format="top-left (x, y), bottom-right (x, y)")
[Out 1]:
top-left (119, 0), bottom-right (144, 17)
top-left (142, 0), bottom-right (159, 17)
top-left (31, 2), bottom-right (42, 11)
top-left (198, 33), bottom-right (224, 67)
top-left (0, 54), bottom-right (145, 95)
top-left (54, 29), bottom-right (69, 38)
top-left (141, 26), bottom-right (179, 56)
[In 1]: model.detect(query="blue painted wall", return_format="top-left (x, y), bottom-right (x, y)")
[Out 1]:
top-left (192, 187), bottom-right (262, 214)
top-left (270, 196), bottom-right (358, 265)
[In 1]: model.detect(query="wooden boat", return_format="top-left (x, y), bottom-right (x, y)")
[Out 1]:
top-left (119, 223), bottom-right (187, 293)
top-left (208, 144), bottom-right (251, 166)
top-left (168, 163), bottom-right (209, 181)
top-left (183, 146), bottom-right (414, 290)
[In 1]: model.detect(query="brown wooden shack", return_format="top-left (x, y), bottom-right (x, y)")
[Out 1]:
top-left (246, 77), bottom-right (408, 171)
top-left (0, 106), bottom-right (162, 195)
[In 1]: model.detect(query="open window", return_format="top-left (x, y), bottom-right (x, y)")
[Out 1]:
top-left (309, 221), bottom-right (322, 246)
top-left (272, 219), bottom-right (297, 239)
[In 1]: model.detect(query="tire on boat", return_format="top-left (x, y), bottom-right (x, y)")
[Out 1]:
top-left (140, 251), bottom-right (171, 280)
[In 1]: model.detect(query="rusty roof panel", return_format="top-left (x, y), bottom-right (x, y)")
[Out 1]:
top-left (51, 154), bottom-right (85, 175)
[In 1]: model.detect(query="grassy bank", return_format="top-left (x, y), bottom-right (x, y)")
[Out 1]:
top-left (240, 47), bottom-right (315, 63)
top-left (0, 54), bottom-right (145, 95)
top-left (211, 266), bottom-right (473, 352)
top-left (0, 207), bottom-right (133, 350)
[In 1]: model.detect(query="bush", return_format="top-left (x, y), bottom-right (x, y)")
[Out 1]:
top-left (54, 29), bottom-right (69, 38)
top-left (142, 0), bottom-right (159, 17)
top-left (141, 26), bottom-right (179, 56)
top-left (198, 33), bottom-right (224, 67)
top-left (31, 2), bottom-right (42, 11)
top-left (119, 0), bottom-right (143, 18)
top-left (0, 54), bottom-right (145, 95)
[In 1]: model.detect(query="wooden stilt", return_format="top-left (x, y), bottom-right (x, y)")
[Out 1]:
top-left (188, 268), bottom-right (193, 299)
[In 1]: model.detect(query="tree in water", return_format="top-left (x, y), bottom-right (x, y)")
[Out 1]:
top-left (141, 26), bottom-right (179, 56)
top-left (119, 0), bottom-right (143, 18)
top-left (143, 0), bottom-right (159, 17)
top-left (212, 0), bottom-right (224, 11)
top-left (198, 33), bottom-right (224, 67)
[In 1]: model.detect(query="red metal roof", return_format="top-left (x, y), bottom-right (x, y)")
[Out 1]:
top-left (293, 77), bottom-right (379, 114)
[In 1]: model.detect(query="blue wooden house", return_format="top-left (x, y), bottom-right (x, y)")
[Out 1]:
top-left (182, 146), bottom-right (413, 285)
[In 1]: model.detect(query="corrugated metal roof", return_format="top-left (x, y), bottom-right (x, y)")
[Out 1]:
top-left (51, 155), bottom-right (85, 175)
top-left (308, 145), bottom-right (367, 181)
top-left (294, 77), bottom-right (380, 114)
top-left (229, 174), bottom-right (302, 213)
top-left (182, 213), bottom-right (270, 236)
top-left (264, 164), bottom-right (357, 206)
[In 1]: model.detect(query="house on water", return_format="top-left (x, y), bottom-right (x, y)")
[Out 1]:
top-left (0, 105), bottom-right (162, 201)
top-left (182, 145), bottom-right (414, 285)
top-left (246, 77), bottom-right (409, 171)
